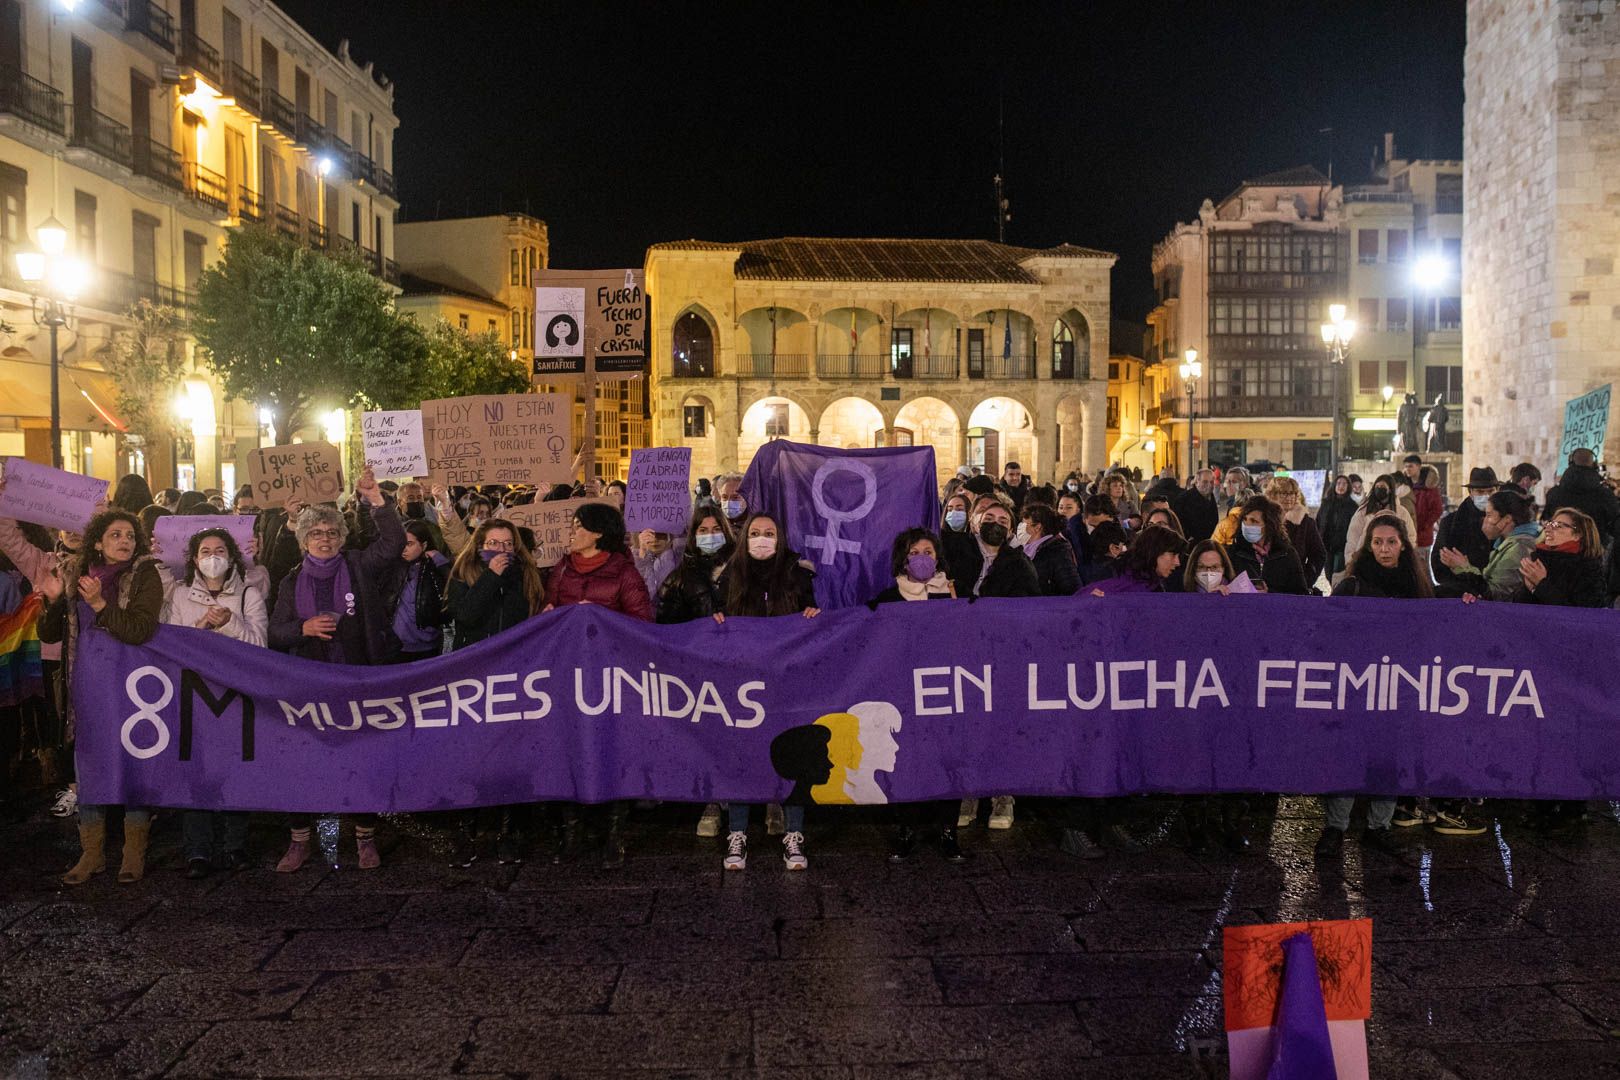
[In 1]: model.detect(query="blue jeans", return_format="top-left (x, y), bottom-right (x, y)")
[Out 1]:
top-left (78, 804), bottom-right (150, 826)
top-left (1323, 796), bottom-right (1394, 831)
top-left (183, 810), bottom-right (249, 861)
top-left (728, 803), bottom-right (803, 833)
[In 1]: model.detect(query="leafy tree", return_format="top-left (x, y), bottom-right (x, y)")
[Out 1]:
top-left (103, 299), bottom-right (188, 444)
top-left (412, 317), bottom-right (530, 400)
top-left (192, 225), bottom-right (422, 445)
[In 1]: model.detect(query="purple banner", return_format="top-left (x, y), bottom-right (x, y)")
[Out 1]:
top-left (70, 594), bottom-right (1620, 813)
top-left (741, 441), bottom-right (938, 610)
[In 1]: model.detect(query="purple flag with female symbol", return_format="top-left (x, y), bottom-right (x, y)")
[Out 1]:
top-left (740, 441), bottom-right (939, 609)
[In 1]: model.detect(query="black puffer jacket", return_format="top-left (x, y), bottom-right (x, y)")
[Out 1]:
top-left (447, 563), bottom-right (536, 648)
top-left (1028, 535), bottom-right (1081, 597)
top-left (1512, 547), bottom-right (1607, 607)
top-left (1542, 463), bottom-right (1620, 543)
top-left (656, 552), bottom-right (726, 624)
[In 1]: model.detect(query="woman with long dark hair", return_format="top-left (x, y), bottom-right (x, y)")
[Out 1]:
top-left (1222, 496), bottom-right (1309, 595)
top-left (717, 513), bottom-right (818, 872)
top-left (1316, 474), bottom-right (1357, 581)
top-left (657, 506), bottom-right (734, 624)
top-left (1086, 524), bottom-right (1186, 595)
top-left (385, 520), bottom-right (450, 662)
top-left (37, 509), bottom-right (164, 884)
top-left (109, 474), bottom-right (154, 514)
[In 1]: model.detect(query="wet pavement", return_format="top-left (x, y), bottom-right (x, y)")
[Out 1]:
top-left (2, 796), bottom-right (1620, 1078)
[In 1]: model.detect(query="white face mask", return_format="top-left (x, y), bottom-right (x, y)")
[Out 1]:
top-left (1012, 522), bottom-right (1030, 547)
top-left (1196, 569), bottom-right (1224, 592)
top-left (1350, 492), bottom-right (1364, 504)
top-left (197, 555), bottom-right (229, 580)
top-left (1471, 494), bottom-right (1490, 511)
top-left (747, 536), bottom-right (777, 560)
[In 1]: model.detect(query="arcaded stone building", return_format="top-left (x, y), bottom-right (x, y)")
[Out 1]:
top-left (643, 237), bottom-right (1114, 488)
top-left (1465, 0), bottom-right (1620, 467)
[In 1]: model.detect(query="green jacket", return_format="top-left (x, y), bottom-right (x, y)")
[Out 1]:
top-left (1452, 524), bottom-right (1540, 601)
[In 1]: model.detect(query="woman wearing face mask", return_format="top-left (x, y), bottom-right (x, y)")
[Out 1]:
top-left (716, 513), bottom-right (819, 872)
top-left (1343, 474), bottom-right (1416, 570)
top-left (1263, 476), bottom-right (1327, 590)
top-left (657, 508), bottom-right (734, 624)
top-left (1183, 540), bottom-right (1235, 594)
top-left (1018, 504), bottom-right (1080, 596)
top-left (1318, 515), bottom-right (1441, 857)
top-left (267, 469), bottom-right (403, 872)
top-left (160, 528), bottom-right (268, 878)
top-left (940, 493), bottom-right (971, 537)
top-left (1438, 489), bottom-right (1540, 602)
top-left (1316, 475), bottom-right (1357, 581)
top-left (1222, 496), bottom-right (1309, 595)
top-left (958, 498), bottom-right (1040, 601)
top-left (36, 509), bottom-right (164, 885)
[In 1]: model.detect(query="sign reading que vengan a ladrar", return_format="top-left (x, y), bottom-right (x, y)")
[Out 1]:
top-left (532, 269), bottom-right (646, 379)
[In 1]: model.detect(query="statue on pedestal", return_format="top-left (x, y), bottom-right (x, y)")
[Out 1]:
top-left (1423, 394), bottom-right (1450, 452)
top-left (1396, 393), bottom-right (1422, 454)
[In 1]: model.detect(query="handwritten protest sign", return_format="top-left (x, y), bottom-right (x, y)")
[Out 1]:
top-left (361, 410), bottom-right (428, 479)
top-left (422, 393), bottom-right (572, 487)
top-left (153, 515), bottom-right (257, 573)
top-left (500, 497), bottom-right (609, 567)
top-left (533, 287), bottom-right (586, 376)
top-left (532, 270), bottom-right (646, 379)
top-left (246, 443), bottom-right (344, 505)
top-left (1224, 918), bottom-right (1372, 1080)
top-left (623, 447), bottom-right (692, 533)
top-left (0, 458), bottom-right (108, 531)
top-left (1293, 469), bottom-right (1326, 509)
top-left (1558, 383), bottom-right (1612, 473)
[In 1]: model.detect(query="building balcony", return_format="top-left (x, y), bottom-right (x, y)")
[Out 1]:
top-left (69, 107), bottom-right (133, 168)
top-left (261, 88), bottom-right (295, 133)
top-left (1344, 191), bottom-right (1412, 204)
top-left (0, 65), bottom-right (66, 134)
top-left (224, 62), bottom-right (259, 110)
top-left (295, 111), bottom-right (325, 148)
top-left (738, 353), bottom-right (810, 377)
top-left (178, 29), bottom-right (220, 85)
top-left (132, 134), bottom-right (183, 190)
top-left (306, 220), bottom-right (327, 249)
top-left (183, 161), bottom-right (228, 212)
top-left (125, 0), bottom-right (175, 52)
top-left (274, 203), bottom-right (301, 238)
top-left (235, 185), bottom-right (263, 223)
top-left (1159, 394), bottom-right (1333, 419)
top-left (1208, 271), bottom-right (1339, 293)
top-left (965, 353), bottom-right (1036, 379)
top-left (354, 153), bottom-right (397, 200)
top-left (815, 353), bottom-right (890, 379)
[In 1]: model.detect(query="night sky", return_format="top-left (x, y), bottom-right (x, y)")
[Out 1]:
top-left (276, 1), bottom-right (1465, 323)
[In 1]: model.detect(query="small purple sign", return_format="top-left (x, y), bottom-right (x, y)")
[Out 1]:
top-left (622, 447), bottom-right (692, 533)
top-left (0, 458), bottom-right (108, 532)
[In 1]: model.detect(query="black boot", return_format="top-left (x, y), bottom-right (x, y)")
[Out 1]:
top-left (552, 817), bottom-right (581, 865)
top-left (887, 826), bottom-right (915, 863)
top-left (1313, 826), bottom-right (1345, 858)
top-left (599, 805), bottom-right (626, 870)
top-left (1059, 827), bottom-right (1106, 860)
top-left (938, 826), bottom-right (966, 864)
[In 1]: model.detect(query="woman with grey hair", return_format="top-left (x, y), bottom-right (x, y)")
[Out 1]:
top-left (268, 467), bottom-right (405, 872)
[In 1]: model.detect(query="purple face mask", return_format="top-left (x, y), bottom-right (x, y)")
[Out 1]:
top-left (480, 549), bottom-right (502, 564)
top-left (906, 553), bottom-right (937, 581)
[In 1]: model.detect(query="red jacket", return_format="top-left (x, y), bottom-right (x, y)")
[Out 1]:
top-left (1413, 487), bottom-right (1444, 547)
top-left (546, 550), bottom-right (653, 620)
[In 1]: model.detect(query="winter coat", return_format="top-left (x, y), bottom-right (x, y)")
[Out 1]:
top-left (997, 477), bottom-right (1032, 514)
top-left (447, 563), bottom-right (537, 648)
top-left (1346, 504), bottom-right (1418, 567)
top-left (1429, 500), bottom-right (1492, 596)
top-left (161, 568), bottom-right (269, 646)
top-left (38, 554), bottom-right (164, 742)
top-left (656, 554), bottom-right (727, 624)
top-left (1175, 488), bottom-right (1220, 542)
top-left (1542, 463), bottom-right (1620, 543)
top-left (717, 559), bottom-right (819, 616)
top-left (972, 546), bottom-right (1041, 598)
top-left (379, 553), bottom-right (449, 655)
top-left (546, 550), bottom-right (653, 620)
top-left (1282, 514), bottom-right (1327, 590)
top-left (1315, 495), bottom-right (1357, 575)
top-left (267, 501), bottom-right (406, 663)
top-left (1330, 565), bottom-right (1428, 600)
top-left (1223, 534), bottom-right (1310, 595)
top-left (1511, 547), bottom-right (1608, 608)
top-left (1449, 524), bottom-right (1540, 602)
top-left (1062, 515), bottom-right (1091, 565)
top-left (1413, 486), bottom-right (1445, 548)
top-left (0, 516), bottom-right (62, 662)
top-left (1026, 534), bottom-right (1081, 597)
top-left (635, 544), bottom-right (681, 601)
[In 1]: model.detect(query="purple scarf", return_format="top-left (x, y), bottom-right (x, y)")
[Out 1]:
top-left (294, 553), bottom-right (354, 621)
top-left (83, 560), bottom-right (130, 600)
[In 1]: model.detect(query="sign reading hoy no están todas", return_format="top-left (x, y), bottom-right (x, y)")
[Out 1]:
top-left (532, 269), bottom-right (647, 379)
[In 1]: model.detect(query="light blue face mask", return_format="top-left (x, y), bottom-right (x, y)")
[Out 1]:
top-left (1472, 494), bottom-right (1490, 511)
top-left (695, 533), bottom-right (726, 555)
top-left (1241, 523), bottom-right (1264, 544)
top-left (945, 509), bottom-right (967, 530)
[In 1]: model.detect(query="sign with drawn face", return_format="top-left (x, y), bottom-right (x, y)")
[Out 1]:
top-left (533, 287), bottom-right (586, 376)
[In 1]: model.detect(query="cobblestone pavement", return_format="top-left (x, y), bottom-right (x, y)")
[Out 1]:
top-left (2, 796), bottom-right (1620, 1078)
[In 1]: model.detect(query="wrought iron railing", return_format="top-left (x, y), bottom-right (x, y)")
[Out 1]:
top-left (133, 134), bottom-right (183, 190)
top-left (179, 29), bottom-right (220, 84)
top-left (262, 88), bottom-right (295, 132)
top-left (69, 107), bottom-right (133, 167)
top-left (275, 203), bottom-right (301, 238)
top-left (224, 62), bottom-right (259, 109)
top-left (183, 161), bottom-right (227, 211)
top-left (235, 185), bottom-right (263, 222)
top-left (815, 353), bottom-right (889, 379)
top-left (125, 0), bottom-right (176, 51)
top-left (738, 353), bottom-right (810, 377)
top-left (0, 65), bottom-right (65, 134)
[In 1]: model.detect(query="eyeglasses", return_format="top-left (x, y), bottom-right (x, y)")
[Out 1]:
top-left (482, 540), bottom-right (515, 552)
top-left (1543, 520), bottom-right (1576, 534)
top-left (305, 529), bottom-right (342, 540)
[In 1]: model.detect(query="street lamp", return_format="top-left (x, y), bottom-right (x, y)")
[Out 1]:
top-left (1319, 304), bottom-right (1356, 469)
top-left (1178, 347), bottom-right (1203, 473)
top-left (16, 217), bottom-right (91, 471)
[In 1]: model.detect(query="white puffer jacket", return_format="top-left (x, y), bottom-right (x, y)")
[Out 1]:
top-left (160, 566), bottom-right (270, 646)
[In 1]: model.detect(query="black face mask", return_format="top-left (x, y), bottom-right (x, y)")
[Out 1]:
top-left (979, 522), bottom-right (1009, 547)
top-left (404, 501), bottom-right (426, 520)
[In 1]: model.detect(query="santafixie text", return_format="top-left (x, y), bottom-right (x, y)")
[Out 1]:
top-left (912, 659), bottom-right (1544, 718)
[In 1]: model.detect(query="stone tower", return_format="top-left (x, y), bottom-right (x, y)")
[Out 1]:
top-left (1465, 0), bottom-right (1620, 469)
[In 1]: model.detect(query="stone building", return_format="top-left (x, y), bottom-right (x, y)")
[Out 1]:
top-left (396, 212), bottom-right (648, 481)
top-left (643, 237), bottom-right (1114, 489)
top-left (0, 0), bottom-right (398, 490)
top-left (1464, 0), bottom-right (1620, 469)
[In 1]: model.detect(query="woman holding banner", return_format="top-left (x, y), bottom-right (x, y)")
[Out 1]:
top-left (267, 469), bottom-right (403, 872)
top-left (716, 513), bottom-right (819, 871)
top-left (36, 508), bottom-right (164, 884)
top-left (160, 527), bottom-right (268, 878)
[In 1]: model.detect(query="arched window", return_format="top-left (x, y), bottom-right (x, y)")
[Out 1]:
top-left (1052, 321), bottom-right (1075, 379)
top-left (673, 311), bottom-right (714, 377)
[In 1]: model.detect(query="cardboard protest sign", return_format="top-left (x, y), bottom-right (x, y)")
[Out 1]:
top-left (153, 515), bottom-right (256, 573)
top-left (1559, 383), bottom-right (1612, 473)
top-left (361, 410), bottom-right (428, 479)
top-left (0, 458), bottom-right (109, 532)
top-left (1293, 469), bottom-right (1326, 509)
top-left (246, 443), bottom-right (344, 505)
top-left (500, 497), bottom-right (609, 567)
top-left (422, 394), bottom-right (572, 487)
top-left (623, 447), bottom-right (692, 533)
top-left (1224, 918), bottom-right (1372, 1080)
top-left (533, 270), bottom-right (646, 379)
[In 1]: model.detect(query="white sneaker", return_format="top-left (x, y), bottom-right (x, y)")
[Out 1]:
top-left (723, 831), bottom-right (748, 871)
top-left (957, 798), bottom-right (979, 827)
top-left (696, 803), bottom-right (722, 837)
top-left (782, 831), bottom-right (808, 871)
top-left (765, 802), bottom-right (785, 836)
top-left (988, 796), bottom-right (1015, 830)
top-left (50, 787), bottom-right (77, 818)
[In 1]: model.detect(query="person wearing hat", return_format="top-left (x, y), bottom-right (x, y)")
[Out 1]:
top-left (1430, 466), bottom-right (1500, 597)
top-left (1541, 447), bottom-right (1620, 545)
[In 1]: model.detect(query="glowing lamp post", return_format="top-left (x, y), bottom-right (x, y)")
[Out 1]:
top-left (16, 216), bottom-right (91, 471)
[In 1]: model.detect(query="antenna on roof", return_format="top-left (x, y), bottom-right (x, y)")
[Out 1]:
top-left (1318, 126), bottom-right (1335, 185)
top-left (993, 93), bottom-right (1010, 243)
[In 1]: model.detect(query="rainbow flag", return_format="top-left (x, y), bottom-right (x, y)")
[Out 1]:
top-left (0, 591), bottom-right (44, 708)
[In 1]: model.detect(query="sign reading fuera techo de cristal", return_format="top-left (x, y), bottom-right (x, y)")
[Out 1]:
top-left (532, 269), bottom-right (647, 380)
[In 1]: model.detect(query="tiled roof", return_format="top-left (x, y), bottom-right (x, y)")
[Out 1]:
top-left (1242, 165), bottom-right (1331, 187)
top-left (648, 237), bottom-right (1114, 284)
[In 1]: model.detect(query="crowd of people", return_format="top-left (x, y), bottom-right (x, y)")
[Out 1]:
top-left (1, 446), bottom-right (1614, 883)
